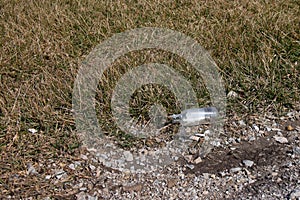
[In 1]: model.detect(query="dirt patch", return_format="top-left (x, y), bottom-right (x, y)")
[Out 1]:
top-left (184, 135), bottom-right (290, 175)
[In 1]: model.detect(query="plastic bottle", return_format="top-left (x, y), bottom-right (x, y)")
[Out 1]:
top-left (171, 107), bottom-right (218, 126)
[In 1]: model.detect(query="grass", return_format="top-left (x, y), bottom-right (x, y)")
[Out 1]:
top-left (0, 0), bottom-right (299, 198)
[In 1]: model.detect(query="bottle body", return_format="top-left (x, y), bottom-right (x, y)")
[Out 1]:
top-left (172, 107), bottom-right (218, 126)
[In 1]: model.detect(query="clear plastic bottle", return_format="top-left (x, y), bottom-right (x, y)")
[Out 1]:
top-left (172, 107), bottom-right (218, 126)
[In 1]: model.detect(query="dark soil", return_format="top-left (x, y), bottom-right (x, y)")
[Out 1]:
top-left (185, 136), bottom-right (290, 175)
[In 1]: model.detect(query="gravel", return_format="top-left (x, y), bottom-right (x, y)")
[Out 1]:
top-left (3, 110), bottom-right (300, 199)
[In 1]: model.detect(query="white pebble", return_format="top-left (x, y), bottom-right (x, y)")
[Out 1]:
top-left (252, 124), bottom-right (259, 132)
top-left (184, 155), bottom-right (193, 162)
top-left (189, 136), bottom-right (200, 141)
top-left (273, 136), bottom-right (288, 144)
top-left (211, 140), bottom-right (221, 147)
top-left (55, 170), bottom-right (66, 179)
top-left (238, 120), bottom-right (246, 126)
top-left (227, 91), bottom-right (238, 98)
top-left (265, 127), bottom-right (272, 132)
top-left (195, 133), bottom-right (205, 137)
top-left (193, 157), bottom-right (202, 164)
top-left (243, 160), bottom-right (254, 167)
top-left (89, 164), bottom-right (96, 171)
top-left (271, 128), bottom-right (281, 132)
top-left (230, 167), bottom-right (242, 173)
top-left (293, 146), bottom-right (300, 155)
top-left (123, 151), bottom-right (134, 162)
top-left (290, 189), bottom-right (300, 199)
top-left (80, 154), bottom-right (88, 160)
top-left (45, 175), bottom-right (51, 180)
top-left (186, 164), bottom-right (195, 169)
top-left (68, 163), bottom-right (76, 170)
top-left (28, 128), bottom-right (38, 134)
top-left (27, 163), bottom-right (38, 175)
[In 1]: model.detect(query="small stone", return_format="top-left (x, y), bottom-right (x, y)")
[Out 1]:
top-left (186, 164), bottom-right (195, 169)
top-left (277, 131), bottom-right (283, 136)
top-left (272, 128), bottom-right (281, 132)
top-left (276, 177), bottom-right (282, 183)
top-left (55, 170), bottom-right (66, 179)
top-left (249, 179), bottom-right (256, 184)
top-left (287, 112), bottom-right (294, 117)
top-left (265, 127), bottom-right (272, 132)
top-left (234, 185), bottom-right (238, 191)
top-left (68, 163), bottom-right (76, 170)
top-left (45, 175), bottom-right (51, 180)
top-left (258, 130), bottom-right (264, 135)
top-left (230, 167), bottom-right (242, 173)
top-left (244, 168), bottom-right (251, 175)
top-left (227, 91), bottom-right (238, 98)
top-left (28, 128), bottom-right (38, 134)
top-left (219, 171), bottom-right (227, 177)
top-left (202, 191), bottom-right (209, 195)
top-left (184, 155), bottom-right (193, 163)
top-left (88, 196), bottom-right (98, 200)
top-left (123, 183), bottom-right (143, 192)
top-left (193, 157), bottom-right (202, 164)
top-left (59, 162), bottom-right (66, 168)
top-left (145, 139), bottom-right (154, 147)
top-left (80, 154), bottom-right (88, 160)
top-left (76, 192), bottom-right (97, 200)
top-left (238, 120), bottom-right (246, 126)
top-left (190, 135), bottom-right (200, 141)
top-left (189, 146), bottom-right (199, 155)
top-left (178, 172), bottom-right (185, 179)
top-left (211, 140), bottom-right (221, 147)
top-left (290, 189), bottom-right (300, 199)
top-left (273, 136), bottom-right (288, 144)
top-left (252, 124), bottom-right (259, 132)
top-left (79, 187), bottom-right (87, 191)
top-left (167, 178), bottom-right (178, 188)
top-left (243, 160), bottom-right (254, 167)
top-left (155, 138), bottom-right (161, 143)
top-left (89, 164), bottom-right (96, 171)
top-left (195, 133), bottom-right (205, 137)
top-left (27, 163), bottom-right (38, 175)
top-left (123, 151), bottom-right (134, 162)
top-left (228, 137), bottom-right (235, 143)
top-left (271, 172), bottom-right (278, 177)
top-left (202, 173), bottom-right (210, 179)
top-left (293, 146), bottom-right (300, 155)
top-left (286, 125), bottom-right (294, 131)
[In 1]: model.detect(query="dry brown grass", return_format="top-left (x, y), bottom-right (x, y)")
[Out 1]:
top-left (0, 0), bottom-right (299, 198)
